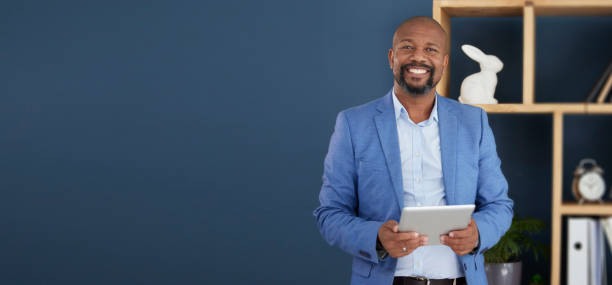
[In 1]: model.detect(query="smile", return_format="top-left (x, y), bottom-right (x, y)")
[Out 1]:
top-left (408, 68), bottom-right (429, 74)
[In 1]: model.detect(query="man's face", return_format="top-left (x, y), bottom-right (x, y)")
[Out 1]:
top-left (389, 21), bottom-right (448, 96)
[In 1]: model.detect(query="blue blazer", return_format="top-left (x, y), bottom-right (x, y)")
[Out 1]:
top-left (314, 90), bottom-right (513, 285)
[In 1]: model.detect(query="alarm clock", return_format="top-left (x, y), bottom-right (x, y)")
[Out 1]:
top-left (572, 158), bottom-right (606, 203)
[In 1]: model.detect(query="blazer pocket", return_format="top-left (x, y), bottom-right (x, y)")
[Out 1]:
top-left (352, 258), bottom-right (373, 278)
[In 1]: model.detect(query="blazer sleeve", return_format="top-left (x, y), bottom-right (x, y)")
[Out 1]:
top-left (471, 109), bottom-right (514, 255)
top-left (313, 111), bottom-right (384, 264)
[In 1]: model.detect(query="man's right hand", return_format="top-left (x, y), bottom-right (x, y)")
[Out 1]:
top-left (377, 220), bottom-right (427, 258)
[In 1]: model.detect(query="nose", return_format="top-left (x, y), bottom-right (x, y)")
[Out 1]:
top-left (408, 48), bottom-right (428, 63)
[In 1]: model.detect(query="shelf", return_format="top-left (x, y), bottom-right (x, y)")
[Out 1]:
top-left (535, 0), bottom-right (612, 16)
top-left (472, 103), bottom-right (612, 114)
top-left (586, 103), bottom-right (612, 114)
top-left (436, 0), bottom-right (612, 17)
top-left (436, 0), bottom-right (524, 17)
top-left (560, 202), bottom-right (612, 216)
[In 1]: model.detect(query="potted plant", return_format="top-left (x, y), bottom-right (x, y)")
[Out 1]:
top-left (484, 216), bottom-right (547, 285)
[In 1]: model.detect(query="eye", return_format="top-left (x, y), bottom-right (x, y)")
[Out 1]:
top-left (401, 45), bottom-right (414, 50)
top-left (426, 47), bottom-right (438, 53)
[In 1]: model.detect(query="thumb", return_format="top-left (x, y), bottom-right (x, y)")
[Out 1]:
top-left (387, 220), bottom-right (399, 232)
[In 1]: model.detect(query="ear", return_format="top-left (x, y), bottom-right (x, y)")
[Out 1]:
top-left (461, 44), bottom-right (485, 62)
top-left (442, 54), bottom-right (449, 74)
top-left (388, 48), bottom-right (394, 69)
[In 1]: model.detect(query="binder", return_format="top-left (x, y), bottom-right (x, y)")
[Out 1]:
top-left (590, 220), bottom-right (604, 285)
top-left (567, 217), bottom-right (607, 285)
top-left (601, 217), bottom-right (612, 252)
top-left (602, 217), bottom-right (612, 285)
top-left (568, 218), bottom-right (589, 284)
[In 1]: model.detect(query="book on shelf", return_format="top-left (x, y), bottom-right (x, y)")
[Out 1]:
top-left (586, 59), bottom-right (612, 103)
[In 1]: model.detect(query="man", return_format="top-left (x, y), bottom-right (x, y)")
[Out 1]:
top-left (313, 16), bottom-right (513, 285)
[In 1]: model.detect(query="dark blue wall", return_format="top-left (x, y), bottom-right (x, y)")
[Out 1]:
top-left (1, 1), bottom-right (611, 284)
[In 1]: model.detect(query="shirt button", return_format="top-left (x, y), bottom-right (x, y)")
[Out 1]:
top-left (417, 202), bottom-right (422, 206)
top-left (416, 178), bottom-right (420, 183)
top-left (415, 152), bottom-right (420, 157)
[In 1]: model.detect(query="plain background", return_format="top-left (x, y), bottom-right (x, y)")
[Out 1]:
top-left (2, 0), bottom-right (612, 284)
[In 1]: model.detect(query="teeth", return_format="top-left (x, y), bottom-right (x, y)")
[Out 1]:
top-left (409, 68), bottom-right (427, 74)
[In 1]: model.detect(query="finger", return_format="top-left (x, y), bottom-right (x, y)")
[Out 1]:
top-left (450, 239), bottom-right (475, 254)
top-left (392, 225), bottom-right (399, 233)
top-left (448, 232), bottom-right (473, 241)
top-left (387, 220), bottom-right (398, 227)
top-left (456, 245), bottom-right (473, 256)
top-left (441, 235), bottom-right (474, 249)
top-left (380, 220), bottom-right (398, 233)
top-left (396, 232), bottom-right (419, 241)
top-left (390, 243), bottom-right (414, 258)
top-left (403, 237), bottom-right (422, 248)
top-left (448, 227), bottom-right (474, 239)
top-left (439, 234), bottom-right (448, 245)
top-left (448, 218), bottom-right (477, 237)
top-left (445, 242), bottom-right (469, 255)
top-left (420, 235), bottom-right (429, 246)
top-left (443, 235), bottom-right (471, 246)
top-left (395, 241), bottom-right (421, 257)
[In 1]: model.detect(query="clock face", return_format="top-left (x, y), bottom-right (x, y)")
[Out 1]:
top-left (578, 172), bottom-right (606, 201)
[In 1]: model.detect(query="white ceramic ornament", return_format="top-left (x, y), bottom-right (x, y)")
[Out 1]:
top-left (459, 44), bottom-right (503, 105)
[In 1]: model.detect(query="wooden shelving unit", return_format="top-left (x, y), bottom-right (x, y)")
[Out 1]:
top-left (433, 1), bottom-right (612, 284)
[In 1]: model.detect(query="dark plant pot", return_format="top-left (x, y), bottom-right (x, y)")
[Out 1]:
top-left (484, 261), bottom-right (522, 285)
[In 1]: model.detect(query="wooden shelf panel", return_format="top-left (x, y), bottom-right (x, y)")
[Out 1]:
top-left (560, 202), bottom-right (612, 216)
top-left (436, 0), bottom-right (612, 16)
top-left (586, 103), bottom-right (612, 114)
top-left (472, 103), bottom-right (612, 114)
top-left (535, 0), bottom-right (612, 16)
top-left (437, 0), bottom-right (525, 17)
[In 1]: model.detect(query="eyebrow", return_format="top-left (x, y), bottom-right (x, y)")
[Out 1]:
top-left (398, 39), bottom-right (441, 48)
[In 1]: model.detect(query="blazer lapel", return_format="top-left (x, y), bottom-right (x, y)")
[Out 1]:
top-left (374, 92), bottom-right (404, 211)
top-left (437, 95), bottom-right (458, 205)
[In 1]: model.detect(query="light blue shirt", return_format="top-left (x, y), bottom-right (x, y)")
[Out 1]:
top-left (392, 91), bottom-right (463, 279)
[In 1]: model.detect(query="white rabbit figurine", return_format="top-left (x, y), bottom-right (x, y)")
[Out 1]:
top-left (458, 44), bottom-right (503, 104)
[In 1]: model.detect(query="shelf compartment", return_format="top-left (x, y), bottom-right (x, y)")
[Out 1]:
top-left (436, 0), bottom-right (612, 17)
top-left (434, 0), bottom-right (536, 104)
top-left (560, 202), bottom-right (612, 215)
top-left (436, 0), bottom-right (525, 17)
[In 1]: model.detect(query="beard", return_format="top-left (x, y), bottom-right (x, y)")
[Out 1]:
top-left (395, 63), bottom-right (436, 96)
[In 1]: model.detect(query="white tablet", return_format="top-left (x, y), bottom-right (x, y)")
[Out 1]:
top-left (398, 204), bottom-right (475, 246)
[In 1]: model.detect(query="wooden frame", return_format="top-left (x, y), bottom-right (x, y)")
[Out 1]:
top-left (433, 1), bottom-right (612, 284)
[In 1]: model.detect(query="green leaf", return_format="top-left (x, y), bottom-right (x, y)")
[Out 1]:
top-left (484, 216), bottom-right (547, 263)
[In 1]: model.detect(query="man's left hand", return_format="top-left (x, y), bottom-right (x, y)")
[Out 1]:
top-left (440, 218), bottom-right (479, 256)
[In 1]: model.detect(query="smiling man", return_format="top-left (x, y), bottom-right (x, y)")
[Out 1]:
top-left (314, 17), bottom-right (513, 285)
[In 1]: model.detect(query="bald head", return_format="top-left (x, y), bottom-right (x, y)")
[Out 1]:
top-left (388, 16), bottom-right (449, 98)
top-left (392, 16), bottom-right (448, 54)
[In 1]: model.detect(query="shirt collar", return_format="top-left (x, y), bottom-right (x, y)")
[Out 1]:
top-left (392, 89), bottom-right (439, 123)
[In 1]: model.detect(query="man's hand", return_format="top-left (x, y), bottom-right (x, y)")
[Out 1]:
top-left (440, 218), bottom-right (479, 256)
top-left (377, 220), bottom-right (427, 258)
